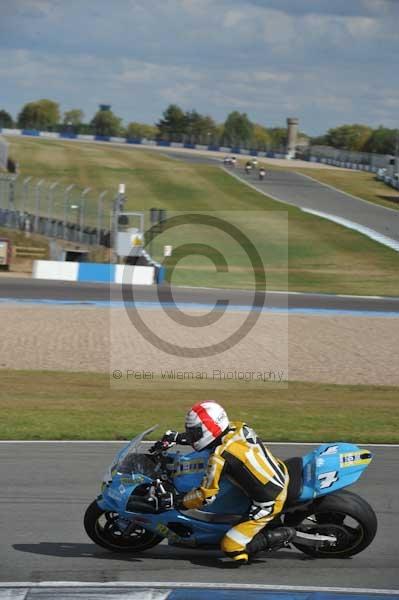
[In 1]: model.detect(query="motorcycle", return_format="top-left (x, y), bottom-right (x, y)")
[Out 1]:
top-left (84, 425), bottom-right (377, 559)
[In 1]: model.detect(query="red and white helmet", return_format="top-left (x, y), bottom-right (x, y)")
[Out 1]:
top-left (185, 401), bottom-right (229, 451)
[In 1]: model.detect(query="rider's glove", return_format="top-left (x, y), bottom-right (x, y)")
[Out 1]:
top-left (163, 430), bottom-right (179, 444)
top-left (149, 430), bottom-right (181, 453)
top-left (249, 501), bottom-right (275, 521)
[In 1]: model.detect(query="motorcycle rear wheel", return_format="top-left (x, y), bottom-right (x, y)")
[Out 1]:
top-left (84, 500), bottom-right (163, 553)
top-left (285, 490), bottom-right (377, 558)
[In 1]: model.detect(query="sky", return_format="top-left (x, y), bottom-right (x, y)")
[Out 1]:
top-left (0, 0), bottom-right (398, 136)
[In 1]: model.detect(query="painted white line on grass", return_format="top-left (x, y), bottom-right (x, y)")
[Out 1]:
top-left (296, 170), bottom-right (399, 214)
top-left (0, 582), bottom-right (398, 594)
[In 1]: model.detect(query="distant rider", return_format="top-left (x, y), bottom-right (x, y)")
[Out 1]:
top-left (152, 401), bottom-right (295, 564)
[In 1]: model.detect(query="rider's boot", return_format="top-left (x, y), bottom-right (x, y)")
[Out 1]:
top-left (223, 527), bottom-right (296, 566)
top-left (221, 550), bottom-right (249, 567)
top-left (247, 526), bottom-right (296, 556)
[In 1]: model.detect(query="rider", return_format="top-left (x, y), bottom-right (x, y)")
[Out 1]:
top-left (154, 401), bottom-right (295, 564)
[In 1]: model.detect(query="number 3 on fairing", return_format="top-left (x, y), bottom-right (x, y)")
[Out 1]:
top-left (318, 471), bottom-right (339, 489)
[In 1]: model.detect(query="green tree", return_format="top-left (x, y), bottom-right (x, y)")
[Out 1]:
top-left (185, 111), bottom-right (217, 144)
top-left (157, 104), bottom-right (187, 141)
top-left (17, 99), bottom-right (60, 130)
top-left (90, 109), bottom-right (122, 137)
top-left (268, 127), bottom-right (287, 150)
top-left (324, 124), bottom-right (372, 151)
top-left (362, 126), bottom-right (398, 155)
top-left (251, 124), bottom-right (271, 150)
top-left (126, 122), bottom-right (158, 139)
top-left (0, 109), bottom-right (14, 128)
top-left (63, 109), bottom-right (84, 126)
top-left (310, 134), bottom-right (328, 146)
top-left (214, 123), bottom-right (224, 146)
top-left (223, 111), bottom-right (253, 147)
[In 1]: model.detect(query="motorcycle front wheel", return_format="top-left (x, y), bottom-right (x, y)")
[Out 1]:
top-left (84, 500), bottom-right (163, 553)
top-left (285, 490), bottom-right (377, 558)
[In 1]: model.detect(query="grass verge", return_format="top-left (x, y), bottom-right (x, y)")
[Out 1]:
top-left (6, 137), bottom-right (399, 295)
top-left (1, 369), bottom-right (398, 443)
top-left (293, 167), bottom-right (399, 211)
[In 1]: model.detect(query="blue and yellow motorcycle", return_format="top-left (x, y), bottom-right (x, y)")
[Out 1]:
top-left (84, 425), bottom-right (377, 559)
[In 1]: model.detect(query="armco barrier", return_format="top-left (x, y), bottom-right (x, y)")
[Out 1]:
top-left (32, 260), bottom-right (79, 281)
top-left (32, 260), bottom-right (155, 285)
top-left (0, 127), bottom-right (280, 159)
top-left (6, 126), bottom-right (396, 185)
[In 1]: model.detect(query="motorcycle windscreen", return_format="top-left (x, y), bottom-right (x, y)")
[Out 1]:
top-left (118, 453), bottom-right (159, 478)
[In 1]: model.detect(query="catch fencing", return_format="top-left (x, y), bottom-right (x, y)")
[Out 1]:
top-left (305, 145), bottom-right (395, 172)
top-left (0, 174), bottom-right (112, 246)
top-left (302, 145), bottom-right (399, 191)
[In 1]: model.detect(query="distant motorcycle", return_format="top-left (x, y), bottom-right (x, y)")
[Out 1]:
top-left (84, 425), bottom-right (377, 560)
top-left (245, 161), bottom-right (252, 175)
top-left (259, 168), bottom-right (266, 180)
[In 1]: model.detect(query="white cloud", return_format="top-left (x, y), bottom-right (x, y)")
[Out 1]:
top-left (0, 0), bottom-right (398, 134)
top-left (223, 9), bottom-right (247, 28)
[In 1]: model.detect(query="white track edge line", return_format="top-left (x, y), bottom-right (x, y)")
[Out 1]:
top-left (222, 166), bottom-right (297, 208)
top-left (0, 441), bottom-right (397, 447)
top-left (178, 286), bottom-right (396, 300)
top-left (0, 582), bottom-right (398, 594)
top-left (223, 167), bottom-right (399, 251)
top-left (296, 170), bottom-right (399, 214)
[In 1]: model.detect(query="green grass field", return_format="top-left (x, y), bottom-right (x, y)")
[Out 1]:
top-left (1, 369), bottom-right (398, 442)
top-left (7, 137), bottom-right (399, 295)
top-left (293, 167), bottom-right (399, 211)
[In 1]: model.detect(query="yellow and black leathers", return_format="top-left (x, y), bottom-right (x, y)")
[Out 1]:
top-left (182, 422), bottom-right (289, 562)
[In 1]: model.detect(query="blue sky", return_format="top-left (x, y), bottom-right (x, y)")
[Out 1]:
top-left (1, 0), bottom-right (398, 135)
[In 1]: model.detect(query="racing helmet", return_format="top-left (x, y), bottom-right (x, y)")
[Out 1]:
top-left (185, 401), bottom-right (229, 451)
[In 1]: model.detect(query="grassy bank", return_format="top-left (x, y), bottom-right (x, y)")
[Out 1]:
top-left (6, 137), bottom-right (399, 295)
top-left (293, 167), bottom-right (399, 211)
top-left (1, 370), bottom-right (398, 442)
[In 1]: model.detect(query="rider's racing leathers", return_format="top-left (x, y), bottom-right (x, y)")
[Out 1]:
top-left (181, 421), bottom-right (289, 561)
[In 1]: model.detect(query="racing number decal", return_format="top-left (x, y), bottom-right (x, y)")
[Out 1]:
top-left (318, 470), bottom-right (339, 489)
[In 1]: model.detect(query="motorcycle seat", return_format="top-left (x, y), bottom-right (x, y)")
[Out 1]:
top-left (284, 457), bottom-right (303, 505)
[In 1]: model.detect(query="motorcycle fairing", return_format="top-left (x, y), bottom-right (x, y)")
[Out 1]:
top-left (298, 442), bottom-right (373, 502)
top-left (97, 433), bottom-right (372, 547)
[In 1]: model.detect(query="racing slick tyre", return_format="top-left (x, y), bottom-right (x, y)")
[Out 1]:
top-left (84, 500), bottom-right (163, 553)
top-left (284, 490), bottom-right (377, 558)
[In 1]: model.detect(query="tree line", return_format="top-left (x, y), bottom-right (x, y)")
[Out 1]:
top-left (1, 99), bottom-right (397, 154)
top-left (0, 99), bottom-right (296, 151)
top-left (312, 123), bottom-right (399, 155)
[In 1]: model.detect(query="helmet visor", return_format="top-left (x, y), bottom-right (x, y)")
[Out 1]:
top-left (185, 425), bottom-right (203, 445)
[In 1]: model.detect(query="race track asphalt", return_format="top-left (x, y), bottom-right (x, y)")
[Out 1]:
top-left (0, 442), bottom-right (397, 589)
top-left (1, 277), bottom-right (399, 314)
top-left (225, 166), bottom-right (399, 243)
top-left (165, 148), bottom-right (399, 243)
